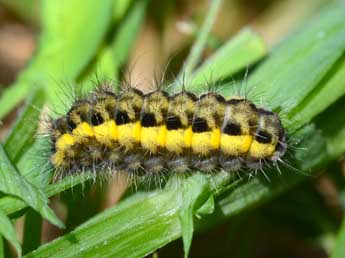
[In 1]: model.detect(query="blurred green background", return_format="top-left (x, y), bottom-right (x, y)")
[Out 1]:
top-left (0, 0), bottom-right (345, 258)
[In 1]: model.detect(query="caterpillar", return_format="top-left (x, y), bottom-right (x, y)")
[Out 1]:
top-left (49, 83), bottom-right (287, 180)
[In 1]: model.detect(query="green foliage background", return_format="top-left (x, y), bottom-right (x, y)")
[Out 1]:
top-left (0, 0), bottom-right (345, 257)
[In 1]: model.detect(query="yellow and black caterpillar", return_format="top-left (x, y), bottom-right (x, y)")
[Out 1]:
top-left (50, 85), bottom-right (287, 177)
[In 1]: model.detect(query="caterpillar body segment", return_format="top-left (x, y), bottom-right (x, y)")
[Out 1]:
top-left (191, 93), bottom-right (226, 172)
top-left (165, 92), bottom-right (196, 173)
top-left (50, 86), bottom-right (287, 177)
top-left (115, 88), bottom-right (143, 151)
top-left (219, 98), bottom-right (258, 171)
top-left (247, 108), bottom-right (287, 169)
top-left (91, 91), bottom-right (118, 146)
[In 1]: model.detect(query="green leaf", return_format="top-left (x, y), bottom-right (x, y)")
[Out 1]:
top-left (0, 145), bottom-right (63, 228)
top-left (82, 0), bottom-right (148, 84)
top-left (113, 0), bottom-right (133, 22)
top-left (23, 175), bottom-right (213, 258)
top-left (177, 0), bottom-right (222, 82)
top-left (111, 0), bottom-right (148, 77)
top-left (0, 208), bottom-right (21, 257)
top-left (330, 218), bottom-right (345, 258)
top-left (179, 207), bottom-right (193, 258)
top-left (196, 196), bottom-right (215, 217)
top-left (190, 29), bottom-right (266, 91)
top-left (0, 0), bottom-right (114, 119)
top-left (216, 4), bottom-right (345, 135)
top-left (177, 175), bottom-right (210, 258)
top-left (244, 4), bottom-right (345, 117)
top-left (290, 57), bottom-right (345, 131)
top-left (24, 191), bottom-right (180, 258)
top-left (3, 89), bottom-right (45, 164)
top-left (0, 172), bottom-right (93, 217)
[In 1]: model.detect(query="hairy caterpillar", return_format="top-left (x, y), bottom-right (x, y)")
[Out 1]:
top-left (48, 81), bottom-right (287, 181)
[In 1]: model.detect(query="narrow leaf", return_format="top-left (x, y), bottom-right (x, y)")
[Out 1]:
top-left (196, 196), bottom-right (215, 217)
top-left (246, 4), bottom-right (345, 114)
top-left (290, 57), bottom-right (345, 129)
top-left (0, 145), bottom-right (63, 228)
top-left (177, 0), bottom-right (222, 81)
top-left (179, 207), bottom-right (193, 258)
top-left (0, 172), bottom-right (93, 217)
top-left (4, 89), bottom-right (45, 164)
top-left (177, 175), bottom-right (210, 258)
top-left (0, 208), bottom-right (21, 257)
top-left (82, 0), bottom-right (147, 84)
top-left (190, 29), bottom-right (266, 91)
top-left (23, 175), bottom-right (212, 258)
top-left (0, 0), bottom-right (114, 119)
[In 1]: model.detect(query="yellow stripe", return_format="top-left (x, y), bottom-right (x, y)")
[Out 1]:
top-left (158, 125), bottom-right (166, 147)
top-left (93, 120), bottom-right (117, 146)
top-left (72, 122), bottom-right (94, 143)
top-left (166, 129), bottom-right (184, 154)
top-left (211, 128), bottom-right (220, 149)
top-left (249, 141), bottom-right (275, 158)
top-left (141, 125), bottom-right (166, 153)
top-left (220, 134), bottom-right (252, 156)
top-left (133, 121), bottom-right (141, 142)
top-left (165, 126), bottom-right (192, 154)
top-left (184, 126), bottom-right (193, 147)
top-left (56, 133), bottom-right (76, 151)
top-left (51, 150), bottom-right (66, 167)
top-left (117, 121), bottom-right (141, 149)
top-left (192, 128), bottom-right (220, 155)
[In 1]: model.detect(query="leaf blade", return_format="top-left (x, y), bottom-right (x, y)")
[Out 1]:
top-left (177, 0), bottom-right (222, 82)
top-left (0, 145), bottom-right (63, 228)
top-left (190, 29), bottom-right (266, 91)
top-left (3, 89), bottom-right (45, 164)
top-left (0, 208), bottom-right (21, 257)
top-left (0, 0), bottom-right (114, 119)
top-left (247, 3), bottom-right (345, 114)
